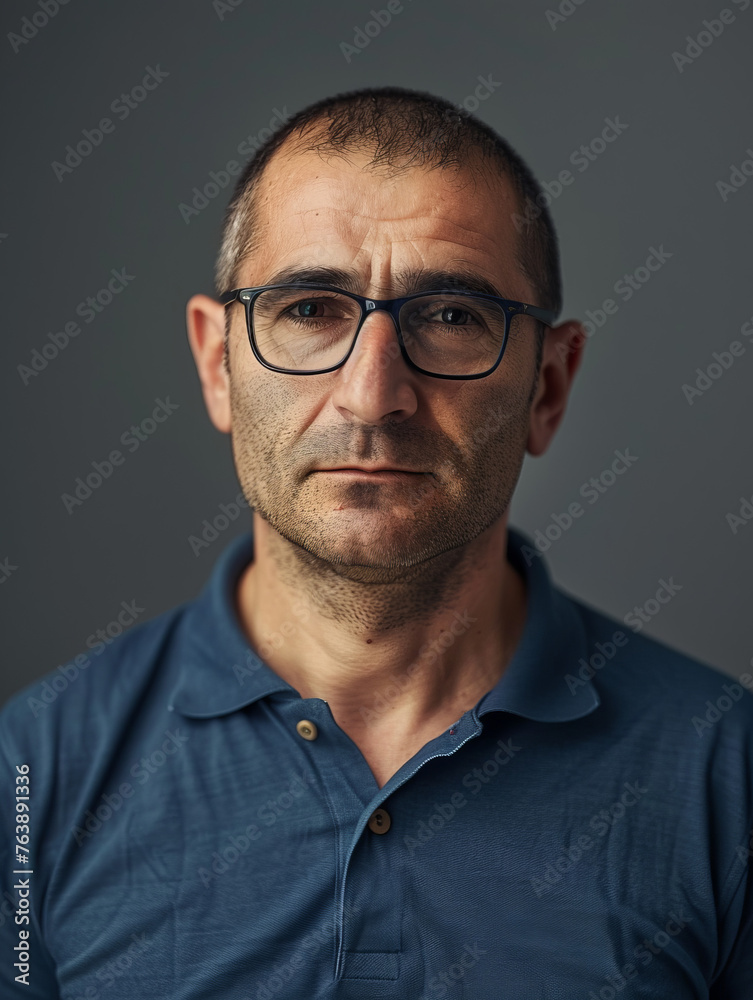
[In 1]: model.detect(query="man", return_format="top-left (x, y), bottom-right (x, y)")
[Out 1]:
top-left (1, 87), bottom-right (752, 998)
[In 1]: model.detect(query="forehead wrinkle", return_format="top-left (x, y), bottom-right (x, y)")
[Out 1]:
top-left (290, 219), bottom-right (509, 269)
top-left (294, 201), bottom-right (506, 239)
top-left (248, 158), bottom-right (526, 298)
top-left (294, 210), bottom-right (512, 277)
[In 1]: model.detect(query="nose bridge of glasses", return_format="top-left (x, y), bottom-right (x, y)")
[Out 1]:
top-left (331, 297), bottom-right (404, 377)
top-left (353, 297), bottom-right (402, 346)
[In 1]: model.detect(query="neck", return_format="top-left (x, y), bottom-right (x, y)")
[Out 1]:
top-left (235, 512), bottom-right (527, 785)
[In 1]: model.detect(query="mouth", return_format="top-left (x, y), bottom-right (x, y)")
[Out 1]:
top-left (314, 468), bottom-right (426, 480)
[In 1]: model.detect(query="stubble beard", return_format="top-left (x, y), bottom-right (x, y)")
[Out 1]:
top-left (226, 363), bottom-right (536, 629)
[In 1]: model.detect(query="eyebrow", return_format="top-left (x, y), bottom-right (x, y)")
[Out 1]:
top-left (260, 264), bottom-right (506, 299)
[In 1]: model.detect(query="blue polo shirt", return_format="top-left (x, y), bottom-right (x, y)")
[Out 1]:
top-left (2, 527), bottom-right (752, 999)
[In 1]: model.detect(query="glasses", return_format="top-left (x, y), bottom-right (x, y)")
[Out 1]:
top-left (220, 283), bottom-right (558, 380)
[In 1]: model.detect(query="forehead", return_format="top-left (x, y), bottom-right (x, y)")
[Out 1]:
top-left (244, 143), bottom-right (527, 296)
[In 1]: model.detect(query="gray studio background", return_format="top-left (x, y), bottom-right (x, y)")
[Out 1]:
top-left (1, 0), bottom-right (751, 707)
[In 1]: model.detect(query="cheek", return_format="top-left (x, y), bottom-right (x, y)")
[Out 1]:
top-left (461, 397), bottom-right (525, 461)
top-left (455, 359), bottom-right (535, 455)
top-left (505, 316), bottom-right (540, 371)
top-left (228, 367), bottom-right (318, 466)
top-left (229, 373), bottom-right (278, 449)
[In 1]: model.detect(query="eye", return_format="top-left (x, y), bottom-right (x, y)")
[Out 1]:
top-left (276, 294), bottom-right (357, 325)
top-left (291, 299), bottom-right (328, 318)
top-left (435, 306), bottom-right (475, 325)
top-left (411, 299), bottom-right (485, 329)
top-left (292, 300), bottom-right (328, 318)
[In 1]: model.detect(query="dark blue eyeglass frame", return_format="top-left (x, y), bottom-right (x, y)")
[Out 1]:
top-left (219, 282), bottom-right (559, 380)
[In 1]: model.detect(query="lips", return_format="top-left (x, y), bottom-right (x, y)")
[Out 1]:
top-left (321, 466), bottom-right (422, 474)
top-left (313, 467), bottom-right (426, 483)
top-left (316, 468), bottom-right (422, 477)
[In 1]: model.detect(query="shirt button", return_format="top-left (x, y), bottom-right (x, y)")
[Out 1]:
top-left (296, 719), bottom-right (318, 741)
top-left (368, 808), bottom-right (391, 834)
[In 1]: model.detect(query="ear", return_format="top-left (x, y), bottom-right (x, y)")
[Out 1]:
top-left (527, 319), bottom-right (587, 456)
top-left (186, 294), bottom-right (231, 434)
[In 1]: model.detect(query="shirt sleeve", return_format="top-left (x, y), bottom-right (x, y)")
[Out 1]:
top-left (0, 727), bottom-right (60, 998)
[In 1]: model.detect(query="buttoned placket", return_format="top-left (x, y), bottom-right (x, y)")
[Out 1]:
top-left (269, 693), bottom-right (485, 984)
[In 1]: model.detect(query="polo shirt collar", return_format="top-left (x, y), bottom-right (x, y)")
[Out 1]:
top-left (168, 526), bottom-right (600, 723)
top-left (475, 528), bottom-right (600, 722)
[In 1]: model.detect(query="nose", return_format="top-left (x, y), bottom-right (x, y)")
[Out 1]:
top-left (329, 307), bottom-right (418, 425)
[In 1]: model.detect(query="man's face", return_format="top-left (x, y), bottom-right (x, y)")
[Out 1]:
top-left (218, 145), bottom-right (550, 580)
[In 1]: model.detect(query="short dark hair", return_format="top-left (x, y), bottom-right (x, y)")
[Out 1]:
top-left (216, 85), bottom-right (562, 357)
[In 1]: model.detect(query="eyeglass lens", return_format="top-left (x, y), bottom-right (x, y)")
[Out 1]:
top-left (250, 287), bottom-right (508, 375)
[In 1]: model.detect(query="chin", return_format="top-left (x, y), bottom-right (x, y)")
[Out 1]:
top-left (288, 515), bottom-right (460, 577)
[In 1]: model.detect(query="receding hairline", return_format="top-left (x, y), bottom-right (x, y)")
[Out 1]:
top-left (222, 126), bottom-right (539, 298)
